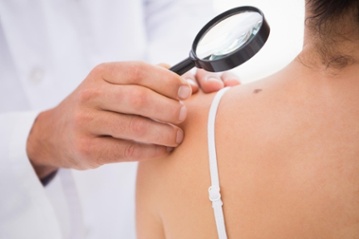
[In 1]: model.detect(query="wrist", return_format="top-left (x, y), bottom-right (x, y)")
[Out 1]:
top-left (26, 110), bottom-right (58, 180)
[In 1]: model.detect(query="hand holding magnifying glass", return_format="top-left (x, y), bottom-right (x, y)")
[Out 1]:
top-left (170, 6), bottom-right (270, 75)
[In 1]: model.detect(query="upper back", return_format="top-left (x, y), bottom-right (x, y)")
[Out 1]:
top-left (136, 62), bottom-right (359, 238)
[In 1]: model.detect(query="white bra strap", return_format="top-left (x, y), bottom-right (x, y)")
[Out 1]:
top-left (207, 87), bottom-right (230, 239)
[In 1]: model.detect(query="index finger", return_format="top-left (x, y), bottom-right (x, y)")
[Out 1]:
top-left (96, 61), bottom-right (192, 101)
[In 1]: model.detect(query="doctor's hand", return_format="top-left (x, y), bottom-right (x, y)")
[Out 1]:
top-left (26, 62), bottom-right (240, 179)
top-left (183, 68), bottom-right (240, 94)
top-left (27, 62), bottom-right (193, 178)
top-left (158, 63), bottom-right (240, 94)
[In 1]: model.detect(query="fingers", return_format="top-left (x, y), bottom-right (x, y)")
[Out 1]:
top-left (195, 69), bottom-right (224, 93)
top-left (87, 111), bottom-right (184, 147)
top-left (182, 72), bottom-right (199, 94)
top-left (30, 61), bottom-right (195, 171)
top-left (188, 69), bottom-right (241, 94)
top-left (157, 63), bottom-right (171, 69)
top-left (94, 62), bottom-right (192, 101)
top-left (85, 83), bottom-right (187, 125)
top-left (221, 71), bottom-right (241, 87)
top-left (77, 136), bottom-right (171, 167)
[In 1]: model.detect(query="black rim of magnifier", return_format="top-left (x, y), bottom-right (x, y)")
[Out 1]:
top-left (192, 6), bottom-right (270, 72)
top-left (169, 6), bottom-right (270, 75)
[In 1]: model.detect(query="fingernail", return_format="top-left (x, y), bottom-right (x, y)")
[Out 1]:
top-left (178, 85), bottom-right (191, 100)
top-left (185, 78), bottom-right (197, 87)
top-left (176, 129), bottom-right (184, 144)
top-left (207, 75), bottom-right (225, 89)
top-left (178, 105), bottom-right (187, 122)
top-left (224, 78), bottom-right (240, 86)
top-left (207, 75), bottom-right (221, 82)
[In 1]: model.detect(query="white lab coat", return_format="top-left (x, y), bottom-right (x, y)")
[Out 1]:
top-left (0, 1), bottom-right (213, 238)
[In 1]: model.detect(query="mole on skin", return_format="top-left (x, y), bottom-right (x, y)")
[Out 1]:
top-left (253, 89), bottom-right (263, 94)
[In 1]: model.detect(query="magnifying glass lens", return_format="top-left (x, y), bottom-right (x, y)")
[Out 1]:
top-left (196, 12), bottom-right (263, 60)
top-left (169, 6), bottom-right (270, 75)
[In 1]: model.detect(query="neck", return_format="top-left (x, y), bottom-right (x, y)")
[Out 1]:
top-left (299, 7), bottom-right (359, 72)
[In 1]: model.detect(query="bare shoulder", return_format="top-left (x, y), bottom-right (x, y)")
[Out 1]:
top-left (136, 90), bottom-right (219, 238)
top-left (136, 74), bottom-right (359, 238)
top-left (136, 83), bottom-right (268, 238)
top-left (136, 78), bottom-right (291, 238)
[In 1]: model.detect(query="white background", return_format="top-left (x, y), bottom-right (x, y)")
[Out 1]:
top-left (212, 0), bottom-right (305, 83)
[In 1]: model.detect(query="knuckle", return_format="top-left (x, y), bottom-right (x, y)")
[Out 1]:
top-left (127, 88), bottom-right (148, 110)
top-left (72, 110), bottom-right (93, 129)
top-left (128, 61), bottom-right (146, 83)
top-left (128, 117), bottom-right (148, 138)
top-left (74, 137), bottom-right (91, 158)
top-left (72, 138), bottom-right (98, 168)
top-left (123, 143), bottom-right (138, 161)
top-left (91, 63), bottom-right (107, 76)
top-left (77, 88), bottom-right (101, 104)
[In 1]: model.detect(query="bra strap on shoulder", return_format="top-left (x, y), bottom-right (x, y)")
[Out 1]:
top-left (207, 87), bottom-right (230, 239)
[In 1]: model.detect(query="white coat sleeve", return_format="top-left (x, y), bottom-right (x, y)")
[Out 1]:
top-left (143, 0), bottom-right (215, 65)
top-left (0, 111), bottom-right (62, 239)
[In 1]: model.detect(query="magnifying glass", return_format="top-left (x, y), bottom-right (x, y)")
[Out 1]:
top-left (170, 6), bottom-right (270, 75)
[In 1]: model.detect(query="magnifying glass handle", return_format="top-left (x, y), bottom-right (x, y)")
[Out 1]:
top-left (169, 57), bottom-right (196, 75)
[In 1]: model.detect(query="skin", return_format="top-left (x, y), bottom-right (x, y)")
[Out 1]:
top-left (136, 5), bottom-right (359, 239)
top-left (26, 62), bottom-right (239, 179)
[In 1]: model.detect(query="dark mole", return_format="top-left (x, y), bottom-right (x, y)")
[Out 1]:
top-left (253, 89), bottom-right (263, 94)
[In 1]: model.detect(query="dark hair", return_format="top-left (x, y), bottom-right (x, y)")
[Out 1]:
top-left (305, 0), bottom-right (359, 68)
top-left (307, 0), bottom-right (359, 26)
